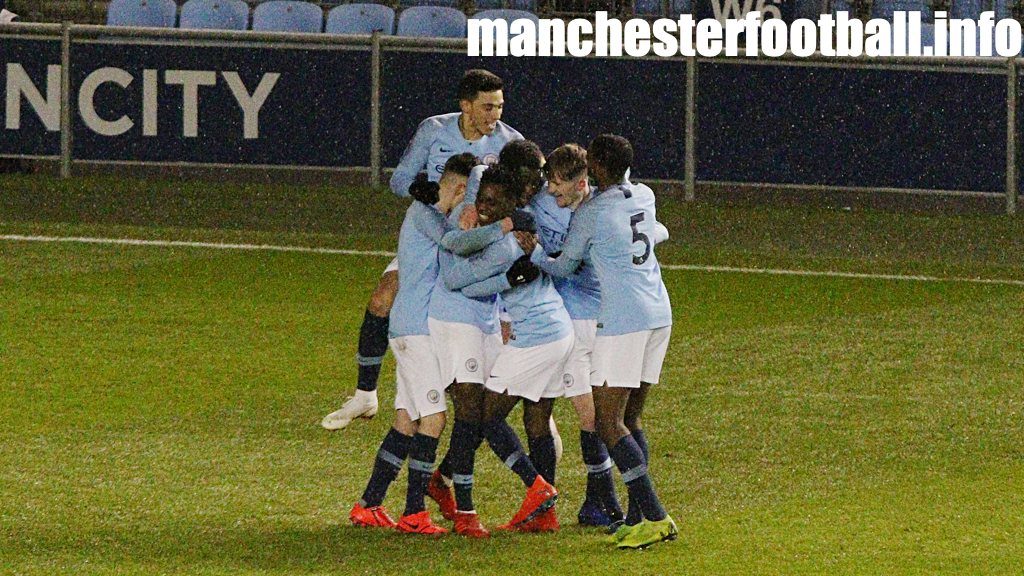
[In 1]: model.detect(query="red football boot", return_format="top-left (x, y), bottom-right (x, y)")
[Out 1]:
top-left (520, 507), bottom-right (559, 533)
top-left (453, 511), bottom-right (491, 538)
top-left (426, 470), bottom-right (457, 521)
top-left (349, 503), bottom-right (397, 528)
top-left (396, 510), bottom-right (448, 535)
top-left (498, 476), bottom-right (558, 529)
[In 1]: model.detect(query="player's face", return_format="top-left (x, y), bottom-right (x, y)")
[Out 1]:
top-left (516, 155), bottom-right (546, 207)
top-left (460, 90), bottom-right (504, 138)
top-left (438, 173), bottom-right (468, 212)
top-left (476, 183), bottom-right (515, 225)
top-left (548, 174), bottom-right (587, 208)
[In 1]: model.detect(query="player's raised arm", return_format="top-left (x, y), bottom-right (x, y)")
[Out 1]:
top-left (652, 221), bottom-right (670, 245)
top-left (533, 205), bottom-right (594, 278)
top-left (389, 118), bottom-right (442, 198)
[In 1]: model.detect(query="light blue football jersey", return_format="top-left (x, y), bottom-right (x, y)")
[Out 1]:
top-left (390, 113), bottom-right (522, 198)
top-left (444, 234), bottom-right (571, 349)
top-left (427, 202), bottom-right (501, 334)
top-left (534, 179), bottom-right (672, 336)
top-left (527, 187), bottom-right (601, 321)
top-left (389, 202), bottom-right (444, 338)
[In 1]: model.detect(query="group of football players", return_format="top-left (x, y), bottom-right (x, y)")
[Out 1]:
top-left (322, 69), bottom-right (677, 550)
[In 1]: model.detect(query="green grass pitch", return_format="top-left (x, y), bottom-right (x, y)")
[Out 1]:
top-left (1, 176), bottom-right (1023, 575)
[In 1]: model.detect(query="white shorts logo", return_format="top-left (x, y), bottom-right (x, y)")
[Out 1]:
top-left (465, 358), bottom-right (479, 372)
top-left (563, 374), bottom-right (574, 388)
top-left (427, 390), bottom-right (441, 404)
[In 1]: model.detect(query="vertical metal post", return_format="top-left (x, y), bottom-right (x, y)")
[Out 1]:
top-left (1007, 57), bottom-right (1018, 216)
top-left (59, 21), bottom-right (72, 179)
top-left (370, 31), bottom-right (382, 189)
top-left (684, 55), bottom-right (697, 202)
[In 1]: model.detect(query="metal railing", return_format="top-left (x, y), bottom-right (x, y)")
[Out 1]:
top-left (0, 21), bottom-right (1020, 214)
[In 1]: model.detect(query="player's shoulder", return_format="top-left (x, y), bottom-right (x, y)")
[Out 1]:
top-left (493, 121), bottom-right (524, 142)
top-left (417, 112), bottom-right (459, 133)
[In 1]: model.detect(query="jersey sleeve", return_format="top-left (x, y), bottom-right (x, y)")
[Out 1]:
top-left (440, 224), bottom-right (505, 256)
top-left (409, 202), bottom-right (447, 243)
top-left (389, 118), bottom-right (440, 198)
top-left (460, 272), bottom-right (512, 299)
top-left (652, 221), bottom-right (669, 245)
top-left (463, 165), bottom-right (485, 205)
top-left (443, 241), bottom-right (522, 291)
top-left (534, 205), bottom-right (594, 278)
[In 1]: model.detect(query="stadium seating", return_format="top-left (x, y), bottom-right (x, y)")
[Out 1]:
top-left (326, 3), bottom-right (395, 34)
top-left (995, 0), bottom-right (1016, 19)
top-left (474, 0), bottom-right (505, 9)
top-left (634, 0), bottom-right (664, 15)
top-left (397, 6), bottom-right (467, 37)
top-left (474, 8), bottom-right (540, 25)
top-left (106, 0), bottom-right (178, 27)
top-left (251, 1), bottom-right (323, 33)
top-left (179, 0), bottom-right (249, 30)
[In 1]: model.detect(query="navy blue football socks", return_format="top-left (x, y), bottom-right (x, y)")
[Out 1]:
top-left (360, 428), bottom-right (412, 507)
top-left (484, 417), bottom-right (539, 487)
top-left (449, 419), bottom-right (484, 511)
top-left (528, 434), bottom-right (557, 486)
top-left (404, 433), bottom-right (439, 516)
top-left (581, 430), bottom-right (623, 520)
top-left (609, 434), bottom-right (667, 523)
top-left (356, 310), bottom-right (389, 392)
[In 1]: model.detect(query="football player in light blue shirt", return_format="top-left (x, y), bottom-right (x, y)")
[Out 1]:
top-left (534, 135), bottom-right (677, 549)
top-left (323, 69), bottom-right (523, 432)
top-left (443, 165), bottom-right (563, 531)
top-left (349, 153), bottom-right (479, 534)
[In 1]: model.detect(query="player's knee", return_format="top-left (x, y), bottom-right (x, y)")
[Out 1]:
top-left (367, 274), bottom-right (398, 316)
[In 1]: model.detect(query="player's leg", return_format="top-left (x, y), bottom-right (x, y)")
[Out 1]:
top-left (571, 391), bottom-right (624, 527)
top-left (393, 335), bottom-right (449, 535)
top-left (565, 319), bottom-right (622, 526)
top-left (425, 320), bottom-right (491, 520)
top-left (445, 380), bottom-right (489, 537)
top-left (621, 383), bottom-right (650, 527)
top-left (593, 331), bottom-right (675, 549)
top-left (349, 409), bottom-right (415, 528)
top-left (321, 266), bottom-right (398, 430)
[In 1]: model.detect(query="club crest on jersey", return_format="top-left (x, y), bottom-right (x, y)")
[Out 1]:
top-left (427, 390), bottom-right (441, 404)
top-left (482, 153), bottom-right (499, 166)
top-left (465, 358), bottom-right (479, 372)
top-left (563, 374), bottom-right (574, 388)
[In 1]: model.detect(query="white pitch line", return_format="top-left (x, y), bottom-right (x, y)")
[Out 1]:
top-left (4, 233), bottom-right (1024, 288)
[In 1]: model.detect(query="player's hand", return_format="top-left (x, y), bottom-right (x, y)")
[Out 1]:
top-left (409, 173), bottom-right (440, 205)
top-left (510, 209), bottom-right (536, 233)
top-left (460, 204), bottom-right (479, 230)
top-left (513, 231), bottom-right (537, 255)
top-left (505, 254), bottom-right (540, 287)
top-left (501, 320), bottom-right (512, 345)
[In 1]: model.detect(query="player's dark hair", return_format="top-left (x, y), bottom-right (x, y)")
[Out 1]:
top-left (443, 153), bottom-right (479, 178)
top-left (479, 165), bottom-right (517, 205)
top-left (499, 140), bottom-right (543, 172)
top-left (458, 69), bottom-right (504, 102)
top-left (545, 143), bottom-right (587, 182)
top-left (588, 134), bottom-right (633, 182)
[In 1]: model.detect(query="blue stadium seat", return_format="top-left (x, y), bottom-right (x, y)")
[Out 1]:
top-left (475, 0), bottom-right (505, 9)
top-left (996, 0), bottom-right (1015, 19)
top-left (399, 0), bottom-right (458, 7)
top-left (326, 3), bottom-right (395, 35)
top-left (106, 0), bottom-right (177, 27)
top-left (179, 0), bottom-right (249, 30)
top-left (397, 6), bottom-right (467, 37)
top-left (474, 8), bottom-right (540, 25)
top-left (252, 1), bottom-right (323, 33)
top-left (671, 0), bottom-right (691, 15)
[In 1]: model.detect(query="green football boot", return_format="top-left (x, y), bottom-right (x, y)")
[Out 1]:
top-left (616, 516), bottom-right (678, 550)
top-left (604, 522), bottom-right (639, 545)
